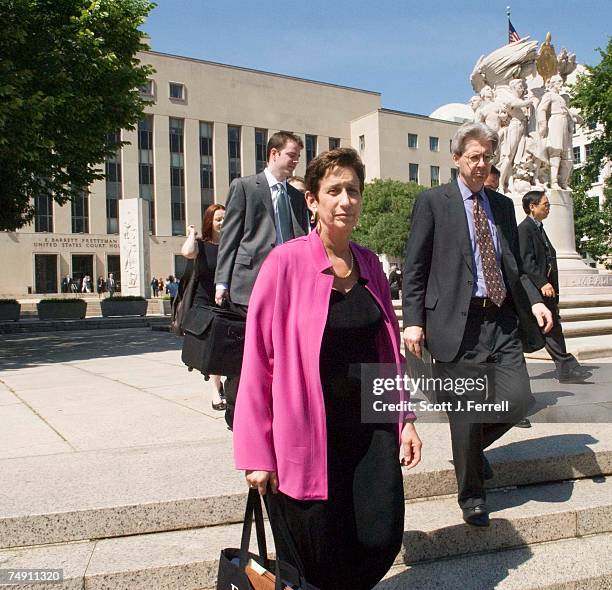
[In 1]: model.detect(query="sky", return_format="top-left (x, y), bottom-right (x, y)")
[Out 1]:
top-left (143, 0), bottom-right (611, 116)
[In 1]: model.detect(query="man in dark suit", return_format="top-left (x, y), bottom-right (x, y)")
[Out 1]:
top-left (215, 131), bottom-right (310, 426)
top-left (402, 122), bottom-right (552, 526)
top-left (518, 190), bottom-right (590, 383)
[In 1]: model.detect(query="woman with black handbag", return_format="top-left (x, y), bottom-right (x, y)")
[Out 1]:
top-left (233, 149), bottom-right (422, 590)
top-left (181, 203), bottom-right (226, 411)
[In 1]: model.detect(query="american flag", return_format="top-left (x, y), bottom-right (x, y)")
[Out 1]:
top-left (508, 20), bottom-right (521, 43)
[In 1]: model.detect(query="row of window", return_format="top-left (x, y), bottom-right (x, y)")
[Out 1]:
top-left (408, 164), bottom-right (457, 186)
top-left (408, 133), bottom-right (442, 152)
top-left (35, 121), bottom-right (341, 237)
top-left (358, 133), bottom-right (445, 153)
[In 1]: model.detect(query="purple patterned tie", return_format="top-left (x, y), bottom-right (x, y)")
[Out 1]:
top-left (473, 194), bottom-right (506, 306)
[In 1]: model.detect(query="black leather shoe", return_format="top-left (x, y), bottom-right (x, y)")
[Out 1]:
top-left (558, 368), bottom-right (590, 384)
top-left (462, 504), bottom-right (490, 527)
top-left (514, 418), bottom-right (531, 428)
top-left (483, 456), bottom-right (493, 480)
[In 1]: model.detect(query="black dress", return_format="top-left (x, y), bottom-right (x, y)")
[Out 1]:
top-left (193, 240), bottom-right (218, 306)
top-left (267, 279), bottom-right (404, 590)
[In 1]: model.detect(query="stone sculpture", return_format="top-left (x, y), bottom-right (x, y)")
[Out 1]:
top-left (468, 33), bottom-right (579, 193)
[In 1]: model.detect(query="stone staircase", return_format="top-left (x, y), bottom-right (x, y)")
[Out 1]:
top-left (394, 288), bottom-right (612, 360)
top-left (1, 424), bottom-right (611, 589)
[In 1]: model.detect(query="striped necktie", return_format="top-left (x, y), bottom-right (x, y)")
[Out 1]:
top-left (275, 183), bottom-right (294, 243)
top-left (473, 193), bottom-right (506, 306)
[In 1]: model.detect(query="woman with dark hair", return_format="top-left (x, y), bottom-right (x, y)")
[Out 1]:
top-left (181, 204), bottom-right (226, 410)
top-left (233, 148), bottom-right (422, 589)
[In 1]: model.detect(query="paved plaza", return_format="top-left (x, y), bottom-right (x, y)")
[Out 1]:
top-left (0, 327), bottom-right (611, 589)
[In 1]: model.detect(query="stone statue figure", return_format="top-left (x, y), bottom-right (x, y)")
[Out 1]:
top-left (476, 85), bottom-right (508, 132)
top-left (557, 48), bottom-right (577, 83)
top-left (497, 78), bottom-right (536, 192)
top-left (536, 74), bottom-right (574, 189)
top-left (469, 95), bottom-right (483, 121)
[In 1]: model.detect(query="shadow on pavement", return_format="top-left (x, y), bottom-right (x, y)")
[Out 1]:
top-left (0, 328), bottom-right (182, 370)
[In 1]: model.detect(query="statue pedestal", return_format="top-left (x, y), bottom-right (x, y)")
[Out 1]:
top-left (119, 199), bottom-right (151, 298)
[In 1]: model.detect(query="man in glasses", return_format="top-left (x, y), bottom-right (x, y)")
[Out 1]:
top-left (402, 122), bottom-right (553, 527)
top-left (518, 190), bottom-right (591, 383)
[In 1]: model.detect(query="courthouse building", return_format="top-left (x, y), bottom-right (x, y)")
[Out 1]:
top-left (1, 50), bottom-right (462, 296)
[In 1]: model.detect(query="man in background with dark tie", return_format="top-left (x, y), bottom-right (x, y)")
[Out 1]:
top-left (518, 190), bottom-right (591, 383)
top-left (402, 122), bottom-right (553, 526)
top-left (215, 131), bottom-right (310, 427)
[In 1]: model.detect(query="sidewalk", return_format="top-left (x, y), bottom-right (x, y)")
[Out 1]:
top-left (1, 328), bottom-right (611, 589)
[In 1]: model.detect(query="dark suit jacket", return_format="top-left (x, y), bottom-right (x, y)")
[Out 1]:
top-left (215, 172), bottom-right (309, 306)
top-left (402, 181), bottom-right (545, 362)
top-left (518, 216), bottom-right (559, 302)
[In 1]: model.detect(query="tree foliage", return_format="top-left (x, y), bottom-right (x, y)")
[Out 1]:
top-left (571, 38), bottom-right (612, 187)
top-left (569, 38), bottom-right (612, 266)
top-left (352, 178), bottom-right (426, 257)
top-left (0, 0), bottom-right (155, 231)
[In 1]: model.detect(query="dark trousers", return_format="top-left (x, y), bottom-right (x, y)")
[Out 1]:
top-left (443, 302), bottom-right (533, 508)
top-left (223, 302), bottom-right (248, 430)
top-left (543, 298), bottom-right (578, 376)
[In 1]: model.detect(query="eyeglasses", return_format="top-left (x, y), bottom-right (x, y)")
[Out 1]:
top-left (463, 153), bottom-right (495, 165)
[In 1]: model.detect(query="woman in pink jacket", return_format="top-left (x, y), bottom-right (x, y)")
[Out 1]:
top-left (233, 148), bottom-right (422, 590)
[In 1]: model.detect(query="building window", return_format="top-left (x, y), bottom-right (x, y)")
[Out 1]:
top-left (200, 121), bottom-right (214, 212)
top-left (169, 82), bottom-right (185, 100)
top-left (430, 166), bottom-right (440, 187)
top-left (305, 135), bottom-right (317, 164)
top-left (573, 146), bottom-right (581, 164)
top-left (451, 168), bottom-right (458, 181)
top-left (71, 191), bottom-right (89, 233)
top-left (169, 117), bottom-right (186, 236)
top-left (329, 137), bottom-right (341, 150)
top-left (228, 125), bottom-right (241, 183)
top-left (139, 116), bottom-right (155, 234)
top-left (409, 163), bottom-right (419, 183)
top-left (34, 194), bottom-right (53, 233)
top-left (105, 130), bottom-right (122, 234)
top-left (139, 79), bottom-right (154, 98)
top-left (408, 133), bottom-right (418, 149)
top-left (174, 255), bottom-right (188, 280)
top-left (429, 136), bottom-right (439, 152)
top-left (255, 128), bottom-right (267, 174)
top-left (585, 143), bottom-right (593, 159)
top-left (359, 135), bottom-right (365, 152)
top-left (450, 139), bottom-right (453, 153)
top-left (34, 254), bottom-right (58, 293)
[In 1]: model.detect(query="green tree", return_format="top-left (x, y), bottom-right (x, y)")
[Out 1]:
top-left (0, 0), bottom-right (155, 231)
top-left (352, 178), bottom-right (426, 257)
top-left (570, 37), bottom-right (612, 265)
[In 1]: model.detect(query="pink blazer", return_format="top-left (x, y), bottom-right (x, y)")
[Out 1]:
top-left (233, 230), bottom-right (414, 500)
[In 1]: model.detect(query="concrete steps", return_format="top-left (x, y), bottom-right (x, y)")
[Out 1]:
top-left (378, 533), bottom-right (612, 589)
top-left (1, 420), bottom-right (612, 589)
top-left (2, 423), bottom-right (612, 550)
top-left (1, 477), bottom-right (610, 590)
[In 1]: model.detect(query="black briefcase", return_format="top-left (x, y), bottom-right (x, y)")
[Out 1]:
top-left (181, 304), bottom-right (245, 377)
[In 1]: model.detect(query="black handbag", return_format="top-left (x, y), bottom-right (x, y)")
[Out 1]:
top-left (181, 304), bottom-right (245, 377)
top-left (171, 256), bottom-right (198, 336)
top-left (216, 489), bottom-right (319, 590)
